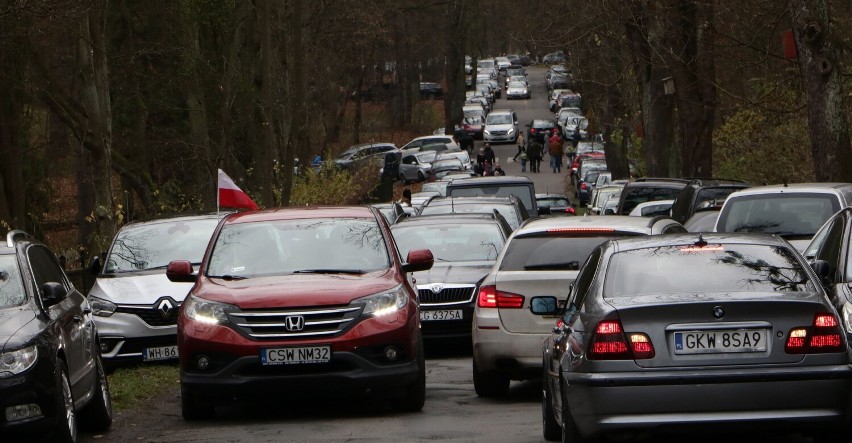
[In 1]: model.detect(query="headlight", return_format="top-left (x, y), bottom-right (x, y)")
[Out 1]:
top-left (484, 129), bottom-right (491, 135)
top-left (88, 296), bottom-right (116, 317)
top-left (508, 128), bottom-right (515, 135)
top-left (0, 346), bottom-right (38, 378)
top-left (355, 286), bottom-right (408, 317)
top-left (183, 295), bottom-right (235, 325)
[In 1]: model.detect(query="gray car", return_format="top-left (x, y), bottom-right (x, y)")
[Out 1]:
top-left (399, 151), bottom-right (435, 184)
top-left (391, 213), bottom-right (512, 341)
top-left (539, 233), bottom-right (852, 442)
top-left (472, 215), bottom-right (686, 397)
top-left (87, 214), bottom-right (224, 365)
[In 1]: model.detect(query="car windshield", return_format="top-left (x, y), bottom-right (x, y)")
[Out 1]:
top-left (393, 223), bottom-right (503, 262)
top-left (487, 114), bottom-right (513, 125)
top-left (718, 193), bottom-right (839, 237)
top-left (500, 234), bottom-right (634, 271)
top-left (416, 151), bottom-right (437, 163)
top-left (605, 244), bottom-right (816, 297)
top-left (421, 203), bottom-right (520, 230)
top-left (508, 82), bottom-right (526, 88)
top-left (206, 218), bottom-right (389, 278)
top-left (0, 255), bottom-right (26, 308)
top-left (464, 116), bottom-right (483, 124)
top-left (449, 185), bottom-right (534, 213)
top-left (104, 217), bottom-right (221, 273)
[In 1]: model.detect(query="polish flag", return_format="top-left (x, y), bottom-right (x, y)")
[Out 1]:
top-left (217, 169), bottom-right (258, 210)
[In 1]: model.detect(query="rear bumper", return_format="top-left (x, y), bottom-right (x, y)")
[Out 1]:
top-left (473, 327), bottom-right (549, 378)
top-left (563, 364), bottom-right (852, 436)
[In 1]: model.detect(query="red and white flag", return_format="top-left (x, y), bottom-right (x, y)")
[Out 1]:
top-left (217, 169), bottom-right (258, 210)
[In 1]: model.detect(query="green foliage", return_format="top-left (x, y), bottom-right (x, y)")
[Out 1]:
top-left (714, 108), bottom-right (814, 183)
top-left (288, 161), bottom-right (379, 206)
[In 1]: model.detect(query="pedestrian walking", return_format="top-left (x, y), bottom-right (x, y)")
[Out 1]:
top-left (519, 147), bottom-right (528, 172)
top-left (527, 139), bottom-right (543, 173)
top-left (513, 132), bottom-right (525, 161)
top-left (548, 129), bottom-right (564, 173)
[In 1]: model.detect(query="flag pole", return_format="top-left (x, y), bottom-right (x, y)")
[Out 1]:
top-left (216, 169), bottom-right (220, 214)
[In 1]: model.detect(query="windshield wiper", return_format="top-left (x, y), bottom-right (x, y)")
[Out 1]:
top-left (209, 274), bottom-right (249, 280)
top-left (292, 269), bottom-right (366, 275)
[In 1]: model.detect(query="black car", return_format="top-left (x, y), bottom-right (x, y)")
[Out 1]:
top-left (1, 230), bottom-right (112, 442)
top-left (390, 213), bottom-right (512, 341)
top-left (615, 178), bottom-right (690, 215)
top-left (536, 193), bottom-right (575, 216)
top-left (419, 82), bottom-right (443, 99)
top-left (525, 119), bottom-right (559, 145)
top-left (669, 178), bottom-right (749, 224)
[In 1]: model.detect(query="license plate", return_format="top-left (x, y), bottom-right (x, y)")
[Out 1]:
top-left (142, 345), bottom-right (179, 362)
top-left (420, 309), bottom-right (462, 321)
top-left (261, 346), bottom-right (331, 366)
top-left (674, 329), bottom-right (767, 355)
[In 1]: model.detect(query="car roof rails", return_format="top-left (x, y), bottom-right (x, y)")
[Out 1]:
top-left (634, 177), bottom-right (691, 184)
top-left (683, 177), bottom-right (748, 186)
top-left (6, 230), bottom-right (32, 247)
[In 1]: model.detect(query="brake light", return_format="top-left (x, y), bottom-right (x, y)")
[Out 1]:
top-left (588, 319), bottom-right (655, 360)
top-left (580, 182), bottom-right (588, 190)
top-left (546, 227), bottom-right (614, 233)
top-left (477, 285), bottom-right (525, 309)
top-left (530, 128), bottom-right (536, 135)
top-left (785, 313), bottom-right (844, 354)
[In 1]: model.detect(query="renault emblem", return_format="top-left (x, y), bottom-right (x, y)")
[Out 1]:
top-left (430, 284), bottom-right (444, 294)
top-left (285, 316), bottom-right (305, 332)
top-left (157, 299), bottom-right (174, 319)
top-left (713, 306), bottom-right (725, 319)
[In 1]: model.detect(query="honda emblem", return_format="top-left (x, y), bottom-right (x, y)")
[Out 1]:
top-left (285, 316), bottom-right (305, 332)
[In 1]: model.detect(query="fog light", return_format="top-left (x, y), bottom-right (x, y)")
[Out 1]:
top-left (99, 341), bottom-right (111, 353)
top-left (197, 355), bottom-right (210, 370)
top-left (384, 347), bottom-right (399, 362)
top-left (5, 404), bottom-right (43, 422)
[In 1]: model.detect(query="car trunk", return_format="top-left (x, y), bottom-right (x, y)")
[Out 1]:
top-left (603, 292), bottom-right (841, 368)
top-left (495, 270), bottom-right (578, 333)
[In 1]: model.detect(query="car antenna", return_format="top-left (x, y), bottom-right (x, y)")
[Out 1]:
top-left (694, 233), bottom-right (708, 247)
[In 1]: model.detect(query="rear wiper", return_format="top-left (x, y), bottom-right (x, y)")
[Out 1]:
top-left (292, 269), bottom-right (366, 275)
top-left (524, 261), bottom-right (579, 271)
top-left (209, 274), bottom-right (249, 280)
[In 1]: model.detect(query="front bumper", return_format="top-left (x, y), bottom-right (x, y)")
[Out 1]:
top-left (562, 364), bottom-right (852, 436)
top-left (94, 311), bottom-right (177, 363)
top-left (420, 302), bottom-right (475, 340)
top-left (484, 132), bottom-right (516, 143)
top-left (0, 355), bottom-right (60, 439)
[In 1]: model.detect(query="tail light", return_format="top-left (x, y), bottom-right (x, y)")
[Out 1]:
top-left (477, 285), bottom-right (524, 309)
top-left (580, 182), bottom-right (589, 190)
top-left (785, 313), bottom-right (844, 354)
top-left (530, 128), bottom-right (537, 135)
top-left (588, 319), bottom-right (655, 360)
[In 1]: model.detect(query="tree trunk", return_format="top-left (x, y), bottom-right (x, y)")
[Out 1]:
top-left (443, 0), bottom-right (467, 135)
top-left (0, 37), bottom-right (27, 228)
top-left (667, 0), bottom-right (716, 178)
top-left (77, 1), bottom-right (116, 253)
top-left (256, 0), bottom-right (277, 207)
top-left (625, 1), bottom-right (676, 177)
top-left (788, 0), bottom-right (852, 182)
top-left (282, 0), bottom-right (306, 206)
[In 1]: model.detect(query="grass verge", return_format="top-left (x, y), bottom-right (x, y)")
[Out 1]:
top-left (107, 363), bottom-right (180, 412)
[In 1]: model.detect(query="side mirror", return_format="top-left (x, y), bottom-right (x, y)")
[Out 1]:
top-left (810, 259), bottom-right (832, 286)
top-left (88, 255), bottom-right (103, 275)
top-left (166, 260), bottom-right (197, 283)
top-left (402, 249), bottom-right (434, 273)
top-left (41, 282), bottom-right (67, 307)
top-left (530, 296), bottom-right (559, 315)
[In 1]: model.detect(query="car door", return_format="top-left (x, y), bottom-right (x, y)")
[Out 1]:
top-left (28, 245), bottom-right (94, 397)
top-left (810, 212), bottom-right (850, 312)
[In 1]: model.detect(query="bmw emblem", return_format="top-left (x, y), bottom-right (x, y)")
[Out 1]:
top-left (713, 306), bottom-right (725, 319)
top-left (430, 284), bottom-right (444, 294)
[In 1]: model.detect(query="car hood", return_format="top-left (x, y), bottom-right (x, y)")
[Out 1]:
top-left (486, 123), bottom-right (515, 131)
top-left (412, 261), bottom-right (494, 286)
top-left (194, 270), bottom-right (402, 309)
top-left (0, 307), bottom-right (37, 353)
top-left (89, 273), bottom-right (195, 304)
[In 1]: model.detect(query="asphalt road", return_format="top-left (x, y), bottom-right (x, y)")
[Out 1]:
top-left (77, 67), bottom-right (817, 443)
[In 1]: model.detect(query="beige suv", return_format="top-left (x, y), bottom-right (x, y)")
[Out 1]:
top-left (471, 215), bottom-right (686, 397)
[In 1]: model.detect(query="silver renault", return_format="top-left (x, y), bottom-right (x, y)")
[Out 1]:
top-left (87, 213), bottom-right (224, 365)
top-left (471, 215), bottom-right (686, 396)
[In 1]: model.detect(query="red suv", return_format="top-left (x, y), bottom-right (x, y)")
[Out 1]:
top-left (166, 207), bottom-right (433, 419)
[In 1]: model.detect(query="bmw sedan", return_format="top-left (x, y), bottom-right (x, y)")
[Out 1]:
top-left (539, 233), bottom-right (852, 442)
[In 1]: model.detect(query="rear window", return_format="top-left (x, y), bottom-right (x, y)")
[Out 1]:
top-left (449, 184), bottom-right (533, 212)
top-left (0, 255), bottom-right (25, 308)
top-left (392, 223), bottom-right (503, 262)
top-left (421, 204), bottom-right (520, 230)
top-left (499, 234), bottom-right (636, 271)
top-left (605, 244), bottom-right (815, 297)
top-left (717, 193), bottom-right (838, 237)
top-left (619, 186), bottom-right (683, 215)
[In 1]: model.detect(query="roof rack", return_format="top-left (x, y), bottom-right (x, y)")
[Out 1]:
top-left (634, 177), bottom-right (691, 184)
top-left (683, 177), bottom-right (748, 186)
top-left (6, 230), bottom-right (32, 247)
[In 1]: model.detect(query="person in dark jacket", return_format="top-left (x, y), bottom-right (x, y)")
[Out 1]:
top-left (527, 139), bottom-right (543, 173)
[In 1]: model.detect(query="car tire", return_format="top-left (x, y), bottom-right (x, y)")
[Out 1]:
top-left (542, 371), bottom-right (561, 441)
top-left (398, 172), bottom-right (407, 184)
top-left (79, 353), bottom-right (113, 431)
top-left (417, 171), bottom-right (425, 183)
top-left (181, 385), bottom-right (215, 420)
top-left (395, 334), bottom-right (426, 412)
top-left (52, 359), bottom-right (77, 443)
top-left (472, 360), bottom-right (509, 397)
